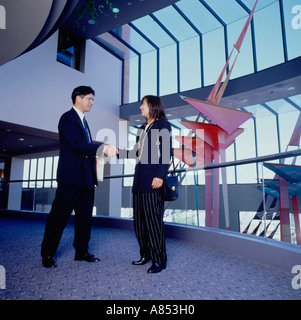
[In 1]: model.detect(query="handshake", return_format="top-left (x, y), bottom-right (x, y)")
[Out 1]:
top-left (103, 144), bottom-right (119, 157)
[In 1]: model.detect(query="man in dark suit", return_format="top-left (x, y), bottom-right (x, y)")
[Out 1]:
top-left (41, 86), bottom-right (117, 268)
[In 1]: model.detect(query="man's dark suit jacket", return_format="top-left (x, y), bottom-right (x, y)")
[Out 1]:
top-left (56, 108), bottom-right (101, 189)
top-left (131, 119), bottom-right (172, 193)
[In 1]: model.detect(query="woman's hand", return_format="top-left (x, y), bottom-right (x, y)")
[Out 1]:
top-left (152, 177), bottom-right (163, 189)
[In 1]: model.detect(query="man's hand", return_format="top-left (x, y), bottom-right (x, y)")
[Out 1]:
top-left (103, 145), bottom-right (119, 157)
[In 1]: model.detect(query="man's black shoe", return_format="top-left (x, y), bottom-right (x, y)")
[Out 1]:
top-left (42, 256), bottom-right (57, 268)
top-left (74, 252), bottom-right (100, 262)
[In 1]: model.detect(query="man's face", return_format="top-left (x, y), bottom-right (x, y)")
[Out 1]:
top-left (77, 93), bottom-right (94, 113)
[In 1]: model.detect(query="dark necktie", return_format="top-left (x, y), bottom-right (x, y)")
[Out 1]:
top-left (83, 117), bottom-right (91, 143)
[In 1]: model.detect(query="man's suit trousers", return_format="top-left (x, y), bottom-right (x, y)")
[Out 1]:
top-left (133, 190), bottom-right (166, 263)
top-left (41, 183), bottom-right (94, 258)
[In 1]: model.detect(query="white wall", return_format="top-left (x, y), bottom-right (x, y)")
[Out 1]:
top-left (0, 31), bottom-right (125, 217)
top-left (0, 31), bottom-right (122, 140)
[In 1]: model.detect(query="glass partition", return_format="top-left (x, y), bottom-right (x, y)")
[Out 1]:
top-left (1, 150), bottom-right (301, 246)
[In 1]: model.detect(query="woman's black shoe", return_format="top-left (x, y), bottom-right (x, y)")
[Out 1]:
top-left (132, 257), bottom-right (151, 265)
top-left (147, 262), bottom-right (166, 273)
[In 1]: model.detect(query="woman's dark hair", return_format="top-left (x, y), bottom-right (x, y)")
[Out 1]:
top-left (71, 86), bottom-right (95, 104)
top-left (142, 95), bottom-right (167, 121)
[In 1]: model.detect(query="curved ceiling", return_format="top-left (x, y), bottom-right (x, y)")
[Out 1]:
top-left (0, 0), bottom-right (300, 155)
top-left (61, 0), bottom-right (179, 39)
top-left (0, 0), bottom-right (79, 67)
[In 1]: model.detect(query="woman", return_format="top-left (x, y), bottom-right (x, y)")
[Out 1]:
top-left (122, 95), bottom-right (172, 273)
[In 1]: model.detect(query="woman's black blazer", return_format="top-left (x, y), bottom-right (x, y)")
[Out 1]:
top-left (131, 119), bottom-right (172, 193)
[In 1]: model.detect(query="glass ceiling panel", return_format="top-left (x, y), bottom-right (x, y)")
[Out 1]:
top-left (244, 104), bottom-right (275, 118)
top-left (112, 25), bottom-right (156, 54)
top-left (152, 5), bottom-right (198, 41)
top-left (242, 0), bottom-right (277, 11)
top-left (95, 33), bottom-right (136, 59)
top-left (253, 1), bottom-right (284, 71)
top-left (289, 94), bottom-right (301, 107)
top-left (204, 0), bottom-right (247, 24)
top-left (243, 94), bottom-right (301, 118)
top-left (265, 99), bottom-right (298, 114)
top-left (175, 0), bottom-right (221, 34)
top-left (131, 15), bottom-right (175, 48)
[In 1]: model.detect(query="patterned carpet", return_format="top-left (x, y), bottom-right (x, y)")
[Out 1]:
top-left (0, 217), bottom-right (300, 301)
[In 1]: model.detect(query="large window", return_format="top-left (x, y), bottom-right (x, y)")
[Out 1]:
top-left (109, 0), bottom-right (301, 103)
top-left (57, 29), bottom-right (85, 72)
top-left (22, 156), bottom-right (58, 189)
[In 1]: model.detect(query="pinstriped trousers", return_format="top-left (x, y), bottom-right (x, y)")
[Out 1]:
top-left (133, 190), bottom-right (167, 264)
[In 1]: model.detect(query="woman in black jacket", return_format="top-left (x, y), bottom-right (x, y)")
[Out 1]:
top-left (122, 95), bottom-right (172, 273)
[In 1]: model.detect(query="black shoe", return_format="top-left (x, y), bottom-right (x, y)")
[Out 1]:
top-left (132, 257), bottom-right (151, 265)
top-left (147, 262), bottom-right (166, 273)
top-left (74, 252), bottom-right (100, 262)
top-left (42, 256), bottom-right (57, 268)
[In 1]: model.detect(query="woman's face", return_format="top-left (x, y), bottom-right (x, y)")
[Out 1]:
top-left (140, 99), bottom-right (150, 119)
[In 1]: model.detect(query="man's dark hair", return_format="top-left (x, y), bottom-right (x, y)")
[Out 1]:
top-left (71, 86), bottom-right (95, 104)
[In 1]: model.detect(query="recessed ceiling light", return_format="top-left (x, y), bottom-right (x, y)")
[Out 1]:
top-left (287, 86), bottom-right (295, 91)
top-left (112, 8), bottom-right (119, 13)
top-left (127, 2), bottom-right (132, 5)
top-left (18, 138), bottom-right (24, 141)
top-left (166, 113), bottom-right (172, 117)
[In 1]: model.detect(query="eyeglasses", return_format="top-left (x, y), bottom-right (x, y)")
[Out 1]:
top-left (80, 95), bottom-right (94, 103)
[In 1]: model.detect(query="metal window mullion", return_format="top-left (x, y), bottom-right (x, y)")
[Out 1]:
top-left (279, 0), bottom-right (288, 62)
top-left (253, 117), bottom-right (259, 183)
top-left (177, 42), bottom-right (180, 92)
top-left (157, 49), bottom-right (160, 96)
top-left (262, 103), bottom-right (281, 154)
top-left (233, 140), bottom-right (238, 184)
top-left (284, 98), bottom-right (301, 111)
top-left (138, 54), bottom-right (141, 101)
top-left (42, 157), bottom-right (46, 189)
top-left (224, 25), bottom-right (229, 73)
top-left (199, 35), bottom-right (204, 86)
top-left (121, 59), bottom-right (124, 105)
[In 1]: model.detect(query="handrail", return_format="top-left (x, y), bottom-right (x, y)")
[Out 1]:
top-left (107, 147), bottom-right (301, 179)
top-left (1, 148), bottom-right (301, 183)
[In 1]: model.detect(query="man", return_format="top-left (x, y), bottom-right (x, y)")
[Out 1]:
top-left (41, 86), bottom-right (117, 268)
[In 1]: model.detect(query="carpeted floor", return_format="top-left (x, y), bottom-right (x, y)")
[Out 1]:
top-left (0, 217), bottom-right (300, 300)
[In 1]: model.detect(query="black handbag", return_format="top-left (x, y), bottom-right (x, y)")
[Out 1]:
top-left (163, 156), bottom-right (178, 202)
